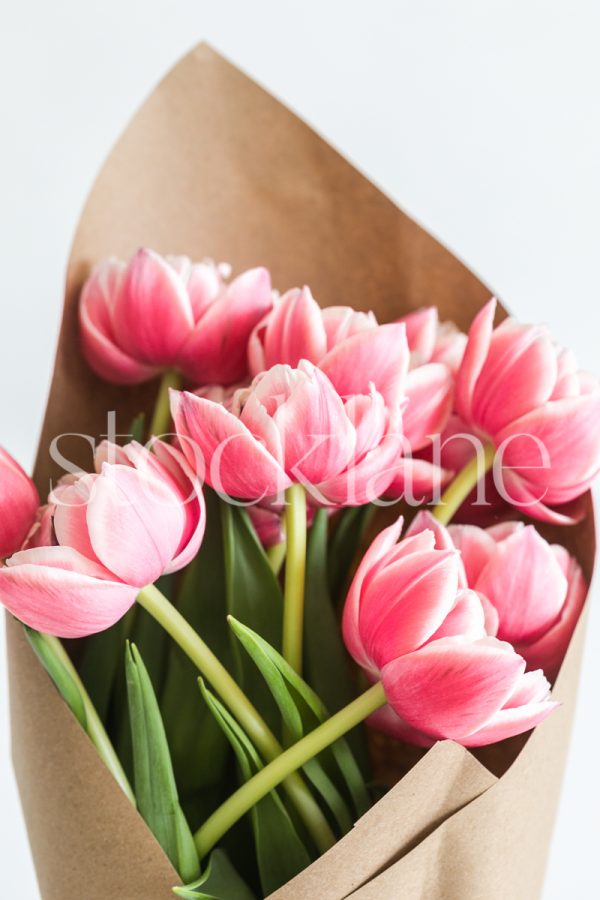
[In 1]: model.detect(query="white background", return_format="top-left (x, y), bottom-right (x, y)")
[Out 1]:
top-left (1, 1), bottom-right (599, 896)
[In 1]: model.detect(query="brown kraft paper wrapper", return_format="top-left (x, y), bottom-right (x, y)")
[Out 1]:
top-left (7, 44), bottom-right (596, 900)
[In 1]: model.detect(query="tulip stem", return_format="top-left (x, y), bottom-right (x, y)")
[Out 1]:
top-left (28, 630), bottom-right (136, 805)
top-left (148, 369), bottom-right (181, 439)
top-left (136, 583), bottom-right (334, 854)
top-left (431, 442), bottom-right (495, 525)
top-left (194, 681), bottom-right (386, 857)
top-left (282, 484), bottom-right (307, 674)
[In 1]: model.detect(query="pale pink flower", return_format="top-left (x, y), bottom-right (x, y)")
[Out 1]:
top-left (79, 248), bottom-right (272, 386)
top-left (342, 517), bottom-right (557, 747)
top-left (455, 298), bottom-right (600, 523)
top-left (0, 441), bottom-right (205, 637)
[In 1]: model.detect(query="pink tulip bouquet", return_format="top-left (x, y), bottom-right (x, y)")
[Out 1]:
top-left (2, 236), bottom-right (599, 899)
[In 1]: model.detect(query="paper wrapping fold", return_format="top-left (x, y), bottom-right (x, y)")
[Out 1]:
top-left (7, 44), bottom-right (595, 900)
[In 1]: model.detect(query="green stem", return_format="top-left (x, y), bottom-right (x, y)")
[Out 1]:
top-left (41, 633), bottom-right (135, 805)
top-left (431, 442), bottom-right (495, 525)
top-left (282, 485), bottom-right (307, 673)
top-left (148, 369), bottom-right (181, 438)
top-left (136, 583), bottom-right (334, 854)
top-left (266, 540), bottom-right (286, 576)
top-left (194, 682), bottom-right (386, 857)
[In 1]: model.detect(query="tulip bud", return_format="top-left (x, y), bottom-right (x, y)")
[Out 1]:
top-left (343, 517), bottom-right (557, 747)
top-left (0, 441), bottom-right (205, 637)
top-left (0, 447), bottom-right (39, 558)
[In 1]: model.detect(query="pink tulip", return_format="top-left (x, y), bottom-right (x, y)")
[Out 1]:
top-left (79, 249), bottom-right (272, 386)
top-left (248, 506), bottom-right (285, 549)
top-left (343, 517), bottom-right (557, 747)
top-left (447, 519), bottom-right (586, 682)
top-left (0, 441), bottom-right (205, 637)
top-left (171, 358), bottom-right (404, 507)
top-left (0, 447), bottom-right (40, 558)
top-left (455, 298), bottom-right (600, 523)
top-left (386, 309), bottom-right (466, 501)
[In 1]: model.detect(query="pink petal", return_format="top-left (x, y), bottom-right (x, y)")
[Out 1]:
top-left (429, 588), bottom-right (487, 641)
top-left (342, 517), bottom-right (404, 673)
top-left (360, 550), bottom-right (460, 668)
top-left (381, 636), bottom-right (525, 741)
top-left (79, 260), bottom-right (158, 384)
top-left (496, 391), bottom-right (600, 502)
top-left (321, 306), bottom-right (377, 349)
top-left (53, 474), bottom-right (98, 562)
top-left (86, 465), bottom-right (185, 586)
top-left (111, 249), bottom-right (193, 366)
top-left (446, 524), bottom-right (498, 586)
top-left (463, 700), bottom-right (558, 746)
top-left (367, 703), bottom-right (434, 748)
top-left (471, 320), bottom-right (557, 435)
top-left (397, 307), bottom-right (437, 365)
top-left (320, 323), bottom-right (409, 407)
top-left (179, 267), bottom-right (272, 385)
top-left (172, 389), bottom-right (290, 501)
top-left (150, 441), bottom-right (206, 574)
top-left (262, 286), bottom-right (327, 370)
top-left (474, 526), bottom-right (567, 644)
top-left (403, 363), bottom-right (454, 451)
top-left (0, 448), bottom-right (40, 557)
top-left (1, 546), bottom-right (137, 637)
top-left (270, 364), bottom-right (356, 486)
top-left (168, 256), bottom-right (224, 322)
top-left (517, 553), bottom-right (587, 681)
top-left (385, 457), bottom-right (453, 504)
top-left (497, 471), bottom-right (585, 525)
top-left (455, 298), bottom-right (496, 423)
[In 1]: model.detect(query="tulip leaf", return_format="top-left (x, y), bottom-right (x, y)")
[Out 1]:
top-left (221, 504), bottom-right (283, 732)
top-left (328, 504), bottom-right (375, 603)
top-left (125, 642), bottom-right (199, 884)
top-left (229, 616), bottom-right (370, 823)
top-left (129, 411), bottom-right (146, 444)
top-left (172, 849), bottom-right (256, 900)
top-left (161, 489), bottom-right (233, 822)
top-left (199, 680), bottom-right (311, 895)
top-left (305, 509), bottom-right (370, 775)
top-left (24, 627), bottom-right (87, 729)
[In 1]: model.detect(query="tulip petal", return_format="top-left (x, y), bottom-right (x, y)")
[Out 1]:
top-left (86, 465), bottom-right (185, 585)
top-left (455, 298), bottom-right (496, 422)
top-left (403, 363), bottom-right (454, 450)
top-left (446, 524), bottom-right (498, 586)
top-left (179, 267), bottom-right (272, 384)
top-left (475, 526), bottom-right (567, 644)
top-left (398, 307), bottom-right (437, 365)
top-left (172, 390), bottom-right (290, 501)
top-left (320, 323), bottom-right (409, 407)
top-left (79, 261), bottom-right (158, 384)
top-left (381, 636), bottom-right (525, 741)
top-left (429, 589), bottom-right (487, 641)
top-left (112, 249), bottom-right (194, 366)
top-left (360, 550), bottom-right (460, 667)
top-left (463, 700), bottom-right (558, 746)
top-left (263, 286), bottom-right (327, 370)
top-left (0, 546), bottom-right (137, 638)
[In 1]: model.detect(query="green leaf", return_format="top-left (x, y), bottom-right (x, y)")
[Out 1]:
top-left (161, 489), bottom-right (232, 818)
top-left (24, 627), bottom-right (87, 729)
top-left (129, 412), bottom-right (146, 444)
top-left (199, 680), bottom-right (311, 895)
top-left (221, 504), bottom-right (283, 732)
top-left (305, 509), bottom-right (370, 775)
top-left (173, 849), bottom-right (256, 900)
top-left (328, 504), bottom-right (375, 603)
top-left (229, 617), bottom-right (370, 824)
top-left (125, 642), bottom-right (199, 884)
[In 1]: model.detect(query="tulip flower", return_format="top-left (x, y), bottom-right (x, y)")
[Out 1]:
top-left (0, 440), bottom-right (205, 637)
top-left (446, 519), bottom-right (586, 682)
top-left (171, 360), bottom-right (403, 508)
top-left (453, 298), bottom-right (600, 523)
top-left (0, 447), bottom-right (39, 559)
top-left (387, 308), bottom-right (467, 501)
top-left (79, 248), bottom-right (273, 388)
top-left (342, 517), bottom-right (556, 747)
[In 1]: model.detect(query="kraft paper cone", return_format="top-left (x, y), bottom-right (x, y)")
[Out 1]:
top-left (7, 44), bottom-right (596, 900)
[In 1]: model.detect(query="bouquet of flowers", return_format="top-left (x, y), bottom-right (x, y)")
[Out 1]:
top-left (4, 46), bottom-right (598, 900)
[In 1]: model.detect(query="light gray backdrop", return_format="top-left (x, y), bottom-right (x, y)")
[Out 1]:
top-left (1, 1), bottom-right (599, 896)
